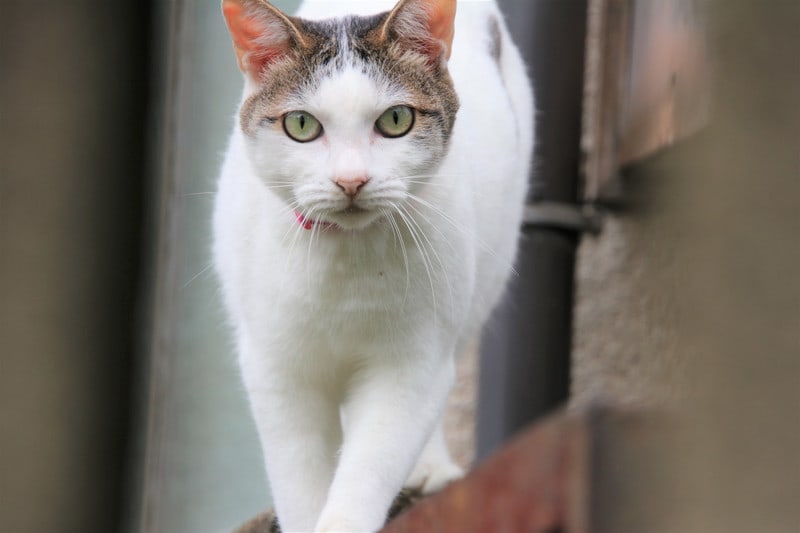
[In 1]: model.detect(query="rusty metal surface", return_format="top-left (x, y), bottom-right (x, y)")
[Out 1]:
top-left (582, 0), bottom-right (711, 201)
top-left (383, 412), bottom-right (590, 533)
top-left (231, 409), bottom-right (690, 533)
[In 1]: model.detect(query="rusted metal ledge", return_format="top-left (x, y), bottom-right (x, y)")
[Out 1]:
top-left (384, 410), bottom-right (591, 533)
top-left (386, 408), bottom-right (675, 533)
top-left (234, 409), bottom-right (670, 533)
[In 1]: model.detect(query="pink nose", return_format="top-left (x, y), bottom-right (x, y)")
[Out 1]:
top-left (334, 175), bottom-right (369, 197)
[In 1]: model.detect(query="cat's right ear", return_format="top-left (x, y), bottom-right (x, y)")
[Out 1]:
top-left (221, 0), bottom-right (306, 77)
top-left (382, 0), bottom-right (457, 66)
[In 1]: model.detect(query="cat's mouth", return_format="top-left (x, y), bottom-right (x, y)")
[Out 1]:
top-left (341, 206), bottom-right (367, 215)
top-left (323, 205), bottom-right (381, 231)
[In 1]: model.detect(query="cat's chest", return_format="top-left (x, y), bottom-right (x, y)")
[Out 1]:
top-left (241, 222), bottom-right (463, 351)
top-left (249, 228), bottom-right (419, 313)
top-left (246, 245), bottom-right (420, 359)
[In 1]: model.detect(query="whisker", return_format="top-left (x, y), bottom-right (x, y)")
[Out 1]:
top-left (183, 262), bottom-right (214, 289)
top-left (276, 200), bottom-right (303, 244)
top-left (404, 202), bottom-right (459, 255)
top-left (280, 201), bottom-right (308, 278)
top-left (385, 209), bottom-right (411, 307)
top-left (405, 192), bottom-right (519, 277)
top-left (395, 207), bottom-right (437, 324)
top-left (398, 204), bottom-right (455, 314)
top-left (305, 206), bottom-right (322, 292)
top-left (396, 173), bottom-right (459, 180)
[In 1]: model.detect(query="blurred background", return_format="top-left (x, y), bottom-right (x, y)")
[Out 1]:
top-left (2, 1), bottom-right (301, 531)
top-left (1, 1), bottom-right (798, 532)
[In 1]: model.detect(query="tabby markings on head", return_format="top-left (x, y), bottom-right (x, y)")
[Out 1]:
top-left (237, 10), bottom-right (459, 146)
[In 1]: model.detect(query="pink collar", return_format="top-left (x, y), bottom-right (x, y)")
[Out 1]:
top-left (295, 211), bottom-right (335, 231)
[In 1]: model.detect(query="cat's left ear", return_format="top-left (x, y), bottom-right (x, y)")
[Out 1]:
top-left (382, 0), bottom-right (457, 66)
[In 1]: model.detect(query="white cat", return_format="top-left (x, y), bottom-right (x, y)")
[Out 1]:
top-left (214, 0), bottom-right (533, 530)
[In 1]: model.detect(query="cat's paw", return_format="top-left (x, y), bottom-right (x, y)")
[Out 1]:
top-left (405, 461), bottom-right (464, 494)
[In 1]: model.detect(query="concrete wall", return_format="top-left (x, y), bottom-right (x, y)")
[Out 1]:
top-left (571, 2), bottom-right (800, 530)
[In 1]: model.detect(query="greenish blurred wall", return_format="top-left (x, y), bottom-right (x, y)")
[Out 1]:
top-left (132, 2), bottom-right (300, 532)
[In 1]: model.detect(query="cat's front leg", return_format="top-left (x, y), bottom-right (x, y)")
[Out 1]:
top-left (314, 354), bottom-right (455, 532)
top-left (246, 379), bottom-right (343, 532)
top-left (240, 341), bottom-right (343, 532)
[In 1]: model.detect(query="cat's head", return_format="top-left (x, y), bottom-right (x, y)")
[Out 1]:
top-left (222, 0), bottom-right (459, 231)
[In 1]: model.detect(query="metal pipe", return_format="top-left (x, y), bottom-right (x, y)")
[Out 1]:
top-left (477, 0), bottom-right (589, 458)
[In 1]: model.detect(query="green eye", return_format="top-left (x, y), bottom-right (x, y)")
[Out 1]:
top-left (283, 111), bottom-right (323, 142)
top-left (376, 105), bottom-right (415, 138)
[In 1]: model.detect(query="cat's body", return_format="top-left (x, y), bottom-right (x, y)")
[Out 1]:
top-left (214, 0), bottom-right (533, 530)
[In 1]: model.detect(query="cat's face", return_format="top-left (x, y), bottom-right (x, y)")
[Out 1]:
top-left (224, 0), bottom-right (459, 231)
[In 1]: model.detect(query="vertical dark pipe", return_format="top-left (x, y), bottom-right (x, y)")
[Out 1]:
top-left (477, 0), bottom-right (588, 458)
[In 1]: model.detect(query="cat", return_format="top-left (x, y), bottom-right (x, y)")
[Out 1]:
top-left (214, 0), bottom-right (534, 530)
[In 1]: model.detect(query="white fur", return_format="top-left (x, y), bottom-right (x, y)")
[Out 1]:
top-left (214, 1), bottom-right (534, 531)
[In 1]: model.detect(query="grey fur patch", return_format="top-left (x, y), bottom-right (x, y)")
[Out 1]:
top-left (488, 15), bottom-right (502, 66)
top-left (484, 16), bottom-right (519, 147)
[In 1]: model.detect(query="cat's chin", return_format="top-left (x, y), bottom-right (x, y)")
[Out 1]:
top-left (325, 207), bottom-right (383, 231)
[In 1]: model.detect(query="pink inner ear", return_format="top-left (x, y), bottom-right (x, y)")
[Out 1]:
top-left (426, 0), bottom-right (456, 59)
top-left (222, 0), bottom-right (292, 75)
top-left (387, 0), bottom-right (457, 64)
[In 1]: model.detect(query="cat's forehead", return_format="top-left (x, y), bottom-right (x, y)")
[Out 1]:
top-left (289, 16), bottom-right (404, 111)
top-left (302, 67), bottom-right (401, 119)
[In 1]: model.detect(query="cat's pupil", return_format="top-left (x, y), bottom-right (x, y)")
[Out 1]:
top-left (392, 110), bottom-right (399, 125)
top-left (299, 115), bottom-right (306, 129)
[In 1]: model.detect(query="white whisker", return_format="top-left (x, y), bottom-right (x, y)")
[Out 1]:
top-left (395, 206), bottom-right (438, 324)
top-left (282, 203), bottom-right (308, 279)
top-left (406, 192), bottom-right (519, 277)
top-left (384, 209), bottom-right (411, 308)
top-left (183, 262), bottom-right (214, 289)
top-left (305, 207), bottom-right (321, 291)
top-left (276, 200), bottom-right (303, 246)
top-left (403, 202), bottom-right (458, 256)
top-left (397, 203), bottom-right (455, 315)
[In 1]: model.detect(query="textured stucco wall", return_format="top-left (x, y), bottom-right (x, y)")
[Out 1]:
top-left (572, 203), bottom-right (685, 410)
top-left (573, 3), bottom-right (800, 530)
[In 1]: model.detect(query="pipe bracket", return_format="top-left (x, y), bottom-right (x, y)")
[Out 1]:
top-left (523, 202), bottom-right (604, 235)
